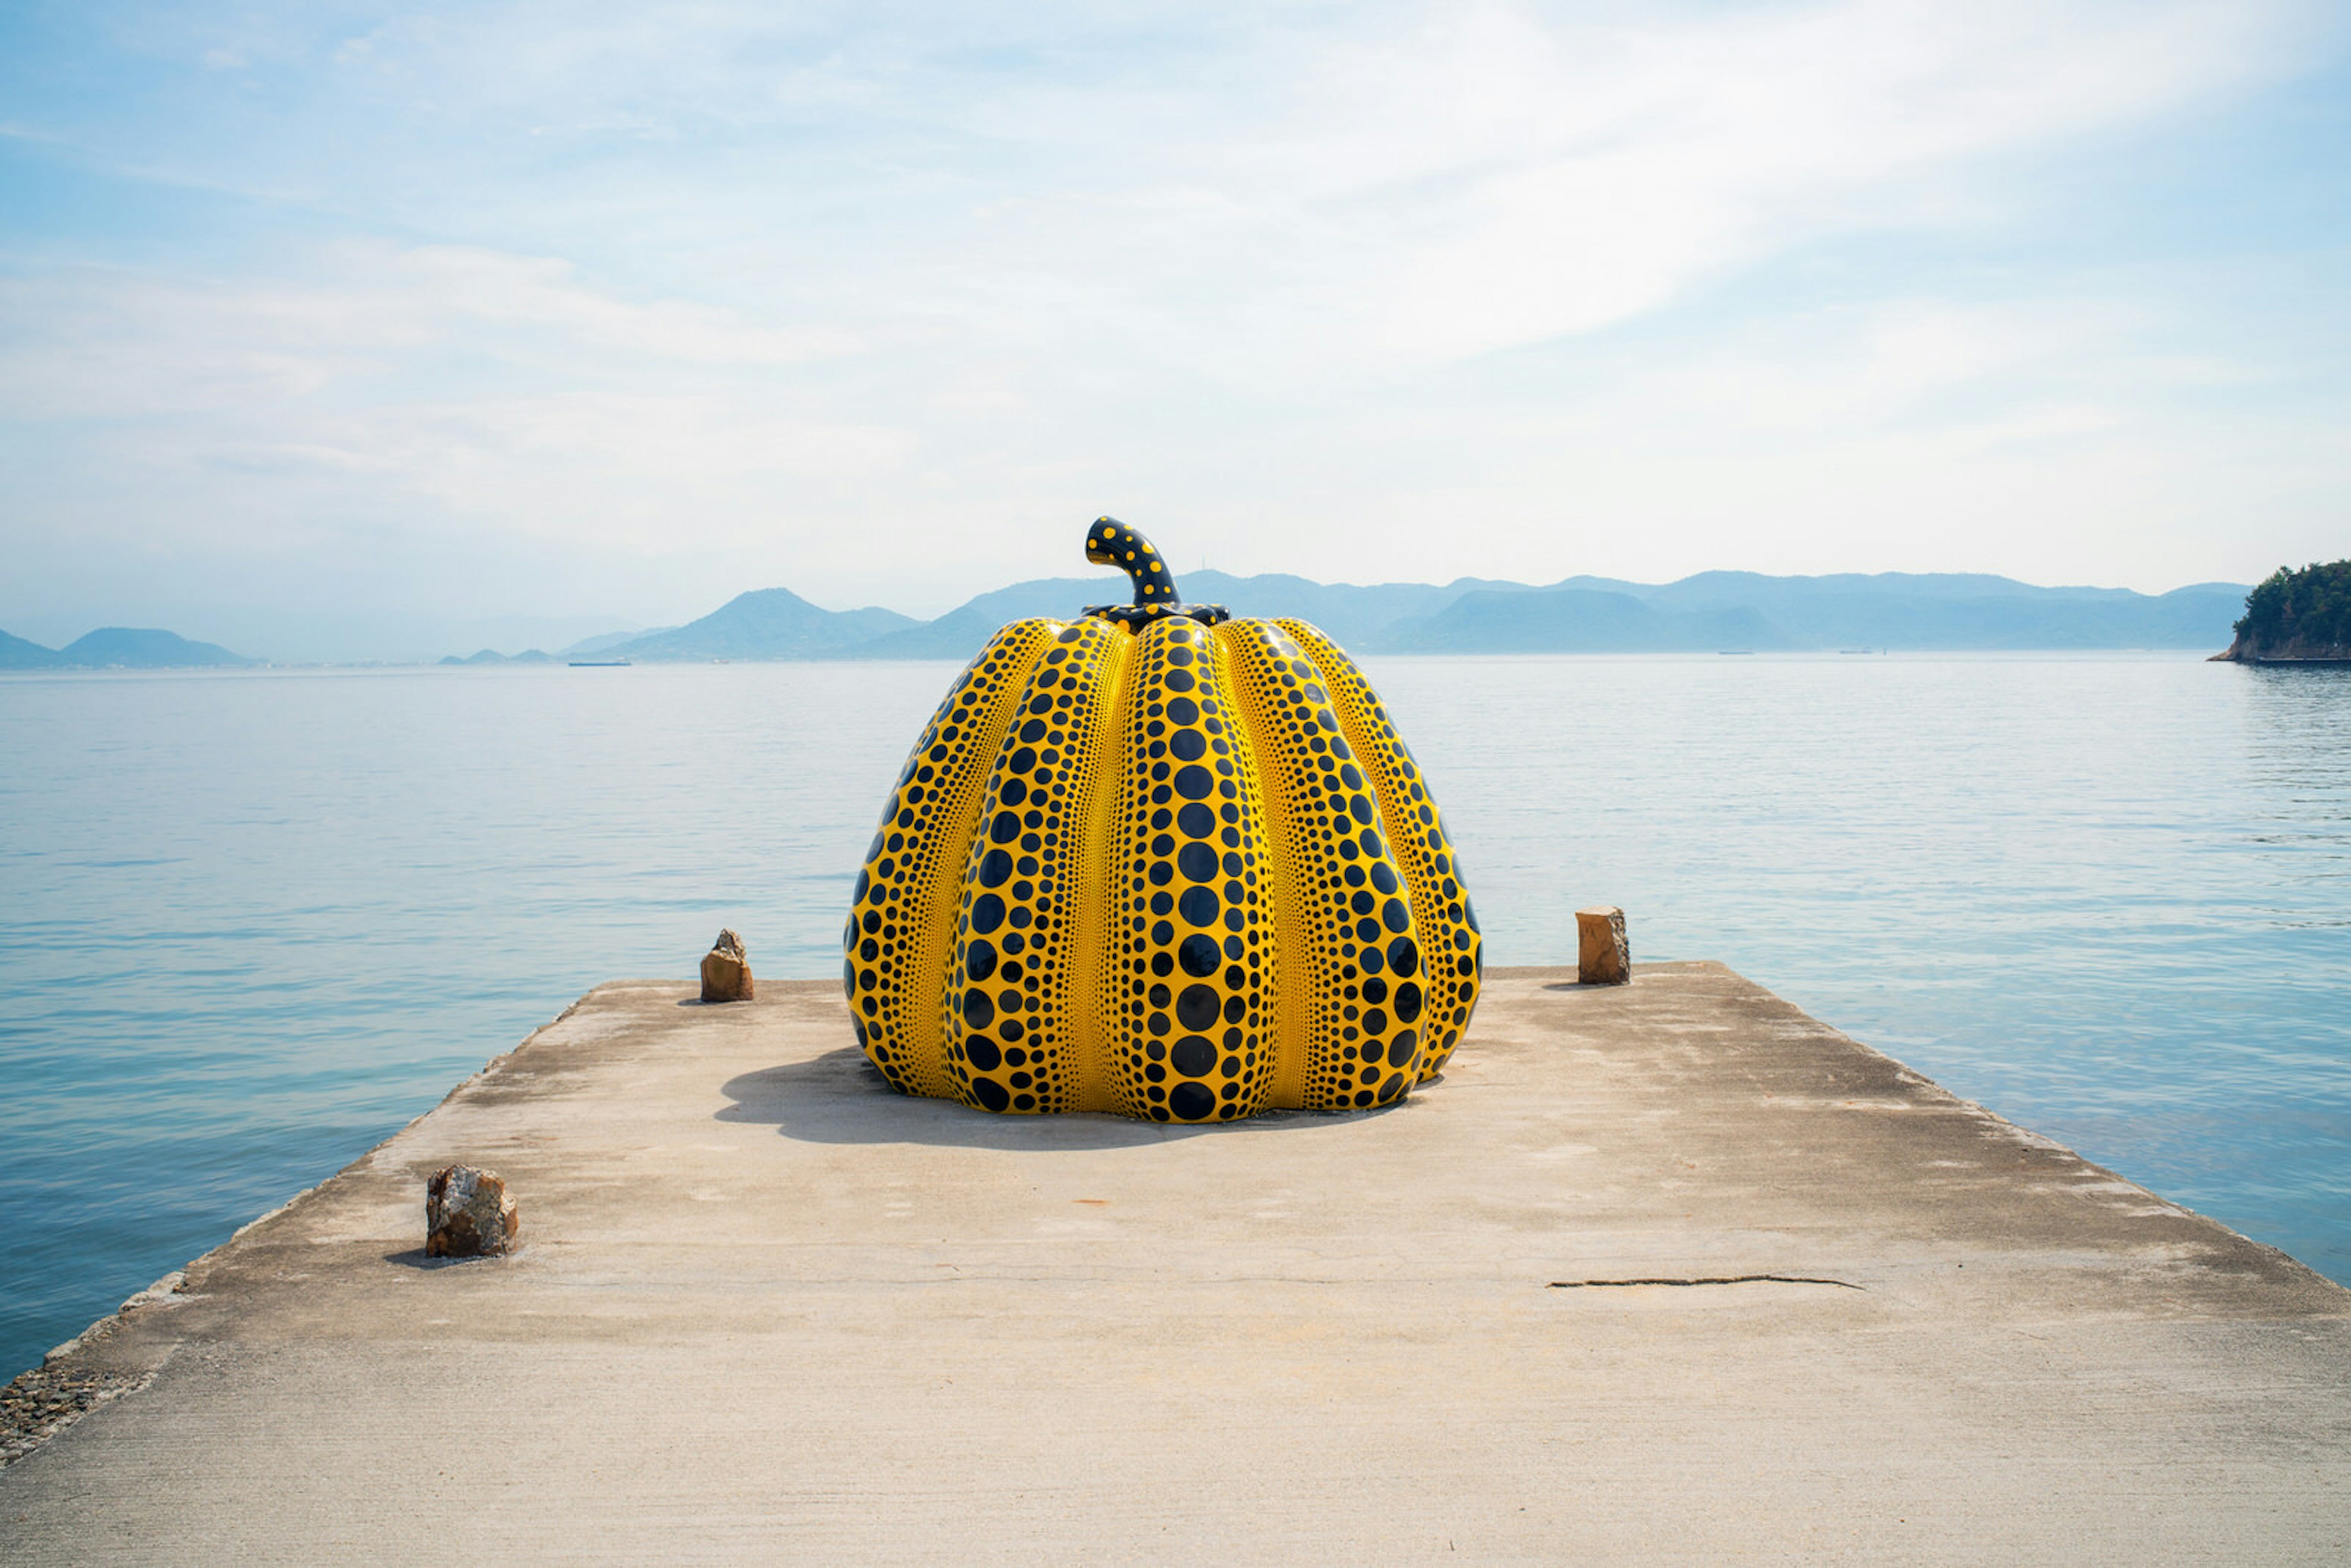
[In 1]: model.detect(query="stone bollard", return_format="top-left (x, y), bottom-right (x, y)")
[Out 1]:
top-left (700, 928), bottom-right (754, 1003)
top-left (426, 1165), bottom-right (519, 1258)
top-left (1577, 906), bottom-right (1630, 986)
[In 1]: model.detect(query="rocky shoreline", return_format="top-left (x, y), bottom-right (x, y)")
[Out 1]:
top-left (2210, 635), bottom-right (2351, 664)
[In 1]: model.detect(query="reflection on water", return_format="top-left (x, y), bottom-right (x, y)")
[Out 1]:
top-left (0, 653), bottom-right (2345, 1375)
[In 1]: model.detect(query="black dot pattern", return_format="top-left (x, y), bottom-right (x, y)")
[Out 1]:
top-left (1280, 620), bottom-right (1485, 1077)
top-left (1222, 620), bottom-right (1428, 1109)
top-left (1100, 616), bottom-right (1278, 1122)
top-left (937, 617), bottom-right (1124, 1115)
top-left (846, 610), bottom-right (1485, 1118)
top-left (842, 620), bottom-right (1056, 1098)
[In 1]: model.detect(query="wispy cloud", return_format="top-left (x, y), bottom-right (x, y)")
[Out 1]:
top-left (0, 0), bottom-right (2341, 628)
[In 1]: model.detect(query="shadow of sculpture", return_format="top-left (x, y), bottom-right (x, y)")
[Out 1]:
top-left (718, 1045), bottom-right (1395, 1150)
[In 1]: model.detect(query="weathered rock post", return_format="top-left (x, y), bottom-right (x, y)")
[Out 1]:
top-left (1577, 906), bottom-right (1630, 986)
top-left (425, 1165), bottom-right (519, 1257)
top-left (700, 928), bottom-right (754, 1003)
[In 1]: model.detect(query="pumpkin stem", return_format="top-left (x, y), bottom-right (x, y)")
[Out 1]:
top-left (1084, 517), bottom-right (1183, 607)
top-left (1082, 517), bottom-right (1230, 629)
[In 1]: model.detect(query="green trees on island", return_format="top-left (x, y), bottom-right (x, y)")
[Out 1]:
top-left (2230, 560), bottom-right (2351, 659)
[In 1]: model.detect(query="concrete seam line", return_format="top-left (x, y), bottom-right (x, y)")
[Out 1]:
top-left (1548, 1275), bottom-right (1864, 1290)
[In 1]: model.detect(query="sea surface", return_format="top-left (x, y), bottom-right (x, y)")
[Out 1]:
top-left (2, 653), bottom-right (2345, 1375)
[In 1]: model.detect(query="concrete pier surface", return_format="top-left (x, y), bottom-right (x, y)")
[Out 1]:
top-left (4, 964), bottom-right (2347, 1564)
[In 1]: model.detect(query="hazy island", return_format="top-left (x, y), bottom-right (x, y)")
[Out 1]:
top-left (2214, 560), bottom-right (2351, 664)
top-left (543, 568), bottom-right (2252, 666)
top-left (0, 566), bottom-right (2297, 668)
top-left (0, 626), bottom-right (252, 671)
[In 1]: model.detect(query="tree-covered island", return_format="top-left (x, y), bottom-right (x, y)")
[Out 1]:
top-left (2218, 560), bottom-right (2351, 662)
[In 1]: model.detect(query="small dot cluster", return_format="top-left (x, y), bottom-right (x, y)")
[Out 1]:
top-left (1100, 617), bottom-right (1277, 1122)
top-left (843, 622), bottom-right (1052, 1098)
top-left (1280, 621), bottom-right (1484, 1076)
top-left (937, 619), bottom-right (1121, 1114)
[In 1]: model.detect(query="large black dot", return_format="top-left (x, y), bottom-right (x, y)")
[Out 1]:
top-left (1394, 981), bottom-right (1423, 1022)
top-left (971, 895), bottom-right (1006, 934)
top-left (989, 811), bottom-right (1021, 844)
top-left (1170, 1035), bottom-right (1216, 1076)
top-left (1387, 936), bottom-right (1419, 977)
top-left (1000, 778), bottom-right (1027, 807)
top-left (1177, 984), bottom-right (1220, 1030)
top-left (963, 988), bottom-right (996, 1029)
top-left (1170, 730), bottom-right (1207, 762)
top-left (972, 1077), bottom-right (1011, 1112)
top-left (967, 941), bottom-right (997, 982)
top-left (1174, 765), bottom-right (1215, 800)
top-left (1179, 885), bottom-right (1220, 927)
top-left (1178, 934), bottom-right (1221, 977)
top-left (1179, 842), bottom-right (1218, 882)
top-left (980, 849), bottom-right (1014, 887)
top-left (1382, 897), bottom-right (1411, 932)
top-left (1359, 943), bottom-right (1385, 976)
top-left (1370, 862), bottom-right (1399, 894)
top-left (1386, 1029), bottom-right (1418, 1068)
top-left (967, 1037), bottom-right (1003, 1071)
top-left (1166, 696), bottom-right (1199, 725)
top-left (1177, 801), bottom-right (1215, 838)
top-left (1362, 1007), bottom-right (1389, 1037)
top-left (1168, 1081), bottom-right (1215, 1120)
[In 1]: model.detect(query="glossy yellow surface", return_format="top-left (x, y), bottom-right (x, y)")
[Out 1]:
top-left (844, 565), bottom-right (1482, 1121)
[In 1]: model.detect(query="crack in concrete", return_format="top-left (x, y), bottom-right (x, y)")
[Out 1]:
top-left (1548, 1275), bottom-right (1863, 1291)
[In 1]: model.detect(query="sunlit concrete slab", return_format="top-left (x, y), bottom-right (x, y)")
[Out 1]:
top-left (4, 964), bottom-right (2347, 1564)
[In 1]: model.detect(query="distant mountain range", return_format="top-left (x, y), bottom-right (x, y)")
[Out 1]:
top-left (2, 571), bottom-right (2256, 670)
top-left (571, 570), bottom-right (2252, 664)
top-left (0, 626), bottom-right (254, 670)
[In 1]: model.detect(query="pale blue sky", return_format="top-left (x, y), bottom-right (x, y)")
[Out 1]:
top-left (2, 1), bottom-right (2347, 648)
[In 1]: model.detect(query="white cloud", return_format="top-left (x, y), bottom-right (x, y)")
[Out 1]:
top-left (0, 0), bottom-right (2340, 629)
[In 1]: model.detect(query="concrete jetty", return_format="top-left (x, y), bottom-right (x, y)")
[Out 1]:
top-left (4, 964), bottom-right (2347, 1563)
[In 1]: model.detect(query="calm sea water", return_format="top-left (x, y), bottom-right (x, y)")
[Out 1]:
top-left (1, 655), bottom-right (2345, 1374)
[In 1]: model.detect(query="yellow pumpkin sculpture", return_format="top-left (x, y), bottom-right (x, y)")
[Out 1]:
top-left (844, 519), bottom-right (1482, 1121)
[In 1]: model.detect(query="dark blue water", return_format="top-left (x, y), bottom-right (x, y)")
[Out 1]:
top-left (2, 655), bottom-right (2344, 1374)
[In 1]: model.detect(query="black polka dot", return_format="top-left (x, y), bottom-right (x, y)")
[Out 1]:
top-left (1170, 1035), bottom-right (1215, 1076)
top-left (972, 1078), bottom-right (1011, 1111)
top-left (1168, 1082), bottom-right (1215, 1119)
top-left (1177, 985), bottom-right (1220, 1030)
top-left (1178, 934), bottom-right (1221, 977)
